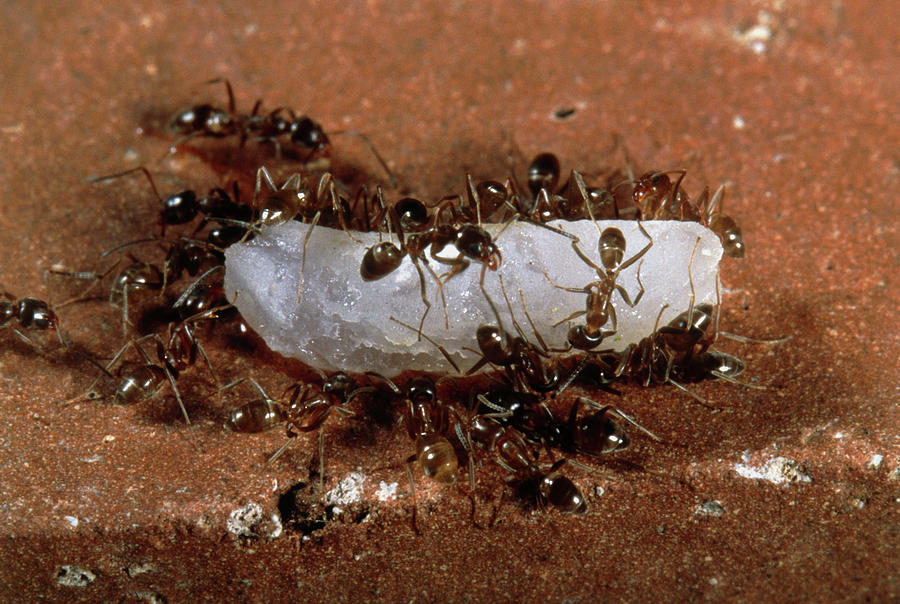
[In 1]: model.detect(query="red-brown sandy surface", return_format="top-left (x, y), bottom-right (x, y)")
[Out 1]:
top-left (0, 1), bottom-right (897, 601)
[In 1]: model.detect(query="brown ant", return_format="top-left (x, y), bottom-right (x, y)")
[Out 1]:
top-left (544, 220), bottom-right (653, 352)
top-left (632, 170), bottom-right (745, 258)
top-left (360, 185), bottom-right (506, 333)
top-left (73, 303), bottom-right (223, 425)
top-left (223, 371), bottom-right (372, 493)
top-left (466, 275), bottom-right (574, 394)
top-left (1, 292), bottom-right (67, 349)
top-left (698, 184), bottom-right (745, 258)
top-left (246, 166), bottom-right (365, 304)
top-left (367, 372), bottom-right (460, 532)
top-left (505, 153), bottom-right (620, 222)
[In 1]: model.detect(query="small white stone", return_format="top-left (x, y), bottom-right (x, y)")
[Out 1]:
top-left (225, 219), bottom-right (722, 374)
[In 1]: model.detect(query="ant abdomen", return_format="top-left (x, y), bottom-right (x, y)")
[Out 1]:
top-left (416, 434), bottom-right (458, 483)
top-left (598, 227), bottom-right (628, 267)
top-left (567, 324), bottom-right (604, 351)
top-left (115, 364), bottom-right (166, 405)
top-left (360, 242), bottom-right (403, 281)
top-left (570, 411), bottom-right (630, 456)
top-left (227, 401), bottom-right (286, 433)
top-left (475, 180), bottom-right (509, 218)
top-left (169, 104), bottom-right (236, 138)
top-left (708, 214), bottom-right (745, 258)
top-left (527, 152), bottom-right (561, 197)
top-left (540, 475), bottom-right (587, 514)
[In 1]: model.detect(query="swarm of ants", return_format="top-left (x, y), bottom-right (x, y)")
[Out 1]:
top-left (7, 79), bottom-right (785, 534)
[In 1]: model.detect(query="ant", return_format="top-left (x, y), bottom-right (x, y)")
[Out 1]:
top-left (367, 372), bottom-right (460, 533)
top-left (223, 370), bottom-right (372, 493)
top-left (544, 220), bottom-right (653, 352)
top-left (87, 166), bottom-right (253, 239)
top-left (504, 153), bottom-right (620, 222)
top-left (361, 185), bottom-right (505, 333)
top-left (1, 292), bottom-right (67, 349)
top-left (246, 166), bottom-right (365, 304)
top-left (631, 170), bottom-right (745, 258)
top-left (168, 78), bottom-right (331, 161)
top-left (457, 413), bottom-right (587, 515)
top-left (466, 275), bottom-right (567, 394)
top-left (73, 302), bottom-right (224, 425)
top-left (473, 390), bottom-right (658, 458)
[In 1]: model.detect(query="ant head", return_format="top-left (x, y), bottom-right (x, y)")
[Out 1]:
top-left (323, 372), bottom-right (355, 398)
top-left (633, 171), bottom-right (671, 202)
top-left (289, 117), bottom-right (330, 152)
top-left (455, 225), bottom-right (502, 269)
top-left (395, 197), bottom-right (429, 231)
top-left (598, 227), bottom-right (627, 269)
top-left (407, 375), bottom-right (437, 405)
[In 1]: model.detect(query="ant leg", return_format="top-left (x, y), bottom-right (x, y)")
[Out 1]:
top-left (267, 434), bottom-right (296, 464)
top-left (317, 426), bottom-right (326, 496)
top-left (421, 260), bottom-right (450, 332)
top-left (296, 212), bottom-right (322, 304)
top-left (542, 269), bottom-right (589, 294)
top-left (409, 259), bottom-right (434, 338)
top-left (161, 363), bottom-right (192, 427)
top-left (389, 316), bottom-right (460, 373)
top-left (205, 77), bottom-right (236, 114)
top-left (718, 330), bottom-right (793, 345)
top-left (405, 462), bottom-right (422, 536)
top-left (666, 378), bottom-right (720, 411)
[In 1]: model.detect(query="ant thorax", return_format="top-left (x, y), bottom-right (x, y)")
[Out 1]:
top-left (224, 218), bottom-right (723, 374)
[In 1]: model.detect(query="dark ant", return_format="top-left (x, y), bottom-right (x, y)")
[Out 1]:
top-left (473, 391), bottom-right (658, 458)
top-left (50, 238), bottom-right (225, 336)
top-left (504, 153), bottom-right (620, 222)
top-left (367, 372), bottom-right (459, 533)
top-left (48, 253), bottom-right (162, 338)
top-left (544, 220), bottom-right (653, 352)
top-left (1, 293), bottom-right (67, 349)
top-left (71, 298), bottom-right (225, 424)
top-left (168, 78), bottom-right (331, 160)
top-left (698, 184), bottom-right (745, 259)
top-left (87, 166), bottom-right (254, 240)
top-left (245, 166), bottom-right (365, 305)
top-left (466, 275), bottom-right (570, 394)
top-left (169, 79), bottom-right (399, 187)
top-left (224, 376), bottom-right (286, 434)
top-left (222, 370), bottom-right (371, 493)
top-left (460, 415), bottom-right (587, 515)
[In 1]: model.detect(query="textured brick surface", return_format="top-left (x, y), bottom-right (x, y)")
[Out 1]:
top-left (0, 1), bottom-right (896, 601)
